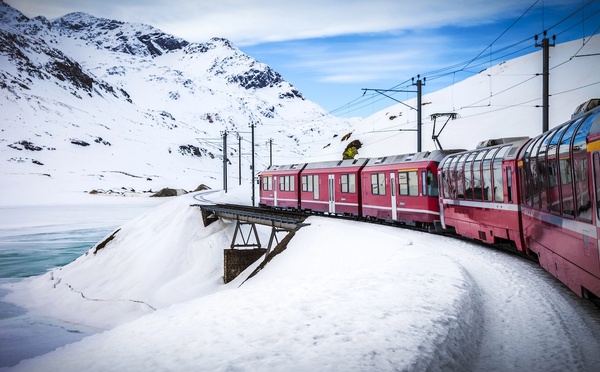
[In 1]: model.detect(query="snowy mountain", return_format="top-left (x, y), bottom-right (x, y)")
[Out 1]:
top-left (0, 1), bottom-right (354, 204)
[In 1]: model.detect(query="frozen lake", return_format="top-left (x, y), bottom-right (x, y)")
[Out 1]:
top-left (0, 199), bottom-right (165, 368)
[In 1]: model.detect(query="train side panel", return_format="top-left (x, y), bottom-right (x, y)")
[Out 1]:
top-left (518, 108), bottom-right (600, 298)
top-left (258, 163), bottom-right (305, 209)
top-left (362, 150), bottom-right (462, 226)
top-left (299, 159), bottom-right (368, 215)
top-left (439, 139), bottom-right (528, 250)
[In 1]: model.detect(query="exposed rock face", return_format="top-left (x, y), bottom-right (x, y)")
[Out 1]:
top-left (151, 188), bottom-right (188, 197)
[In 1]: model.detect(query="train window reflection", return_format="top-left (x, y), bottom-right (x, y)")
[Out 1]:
top-left (573, 112), bottom-right (599, 221)
top-left (558, 118), bottom-right (582, 216)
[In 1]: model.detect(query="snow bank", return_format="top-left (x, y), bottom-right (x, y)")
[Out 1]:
top-left (4, 207), bottom-right (485, 371)
top-left (2, 192), bottom-right (234, 328)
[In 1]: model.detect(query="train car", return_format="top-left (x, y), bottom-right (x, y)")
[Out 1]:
top-left (518, 103), bottom-right (600, 300)
top-left (360, 150), bottom-right (462, 228)
top-left (438, 137), bottom-right (530, 251)
top-left (299, 158), bottom-right (369, 215)
top-left (258, 163), bottom-right (306, 209)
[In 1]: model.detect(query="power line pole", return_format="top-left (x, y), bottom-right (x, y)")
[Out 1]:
top-left (412, 75), bottom-right (425, 152)
top-left (362, 75), bottom-right (425, 152)
top-left (535, 31), bottom-right (555, 133)
top-left (269, 138), bottom-right (273, 167)
top-left (250, 122), bottom-right (256, 206)
top-left (222, 131), bottom-right (228, 193)
top-left (237, 133), bottom-right (242, 186)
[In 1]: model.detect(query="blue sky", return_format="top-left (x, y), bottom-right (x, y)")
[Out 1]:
top-left (6, 0), bottom-right (600, 117)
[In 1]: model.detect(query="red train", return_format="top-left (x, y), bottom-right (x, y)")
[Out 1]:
top-left (258, 99), bottom-right (600, 302)
top-left (260, 150), bottom-right (462, 228)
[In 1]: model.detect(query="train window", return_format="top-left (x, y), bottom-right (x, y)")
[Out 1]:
top-left (302, 175), bottom-right (318, 194)
top-left (341, 174), bottom-right (356, 193)
top-left (482, 148), bottom-right (499, 201)
top-left (524, 136), bottom-right (542, 208)
top-left (279, 175), bottom-right (295, 192)
top-left (449, 156), bottom-right (460, 198)
top-left (399, 170), bottom-right (418, 196)
top-left (505, 167), bottom-right (512, 203)
top-left (536, 132), bottom-right (554, 211)
top-left (545, 125), bottom-right (568, 213)
top-left (455, 154), bottom-right (467, 199)
top-left (371, 173), bottom-right (386, 195)
top-left (302, 175), bottom-right (309, 192)
top-left (428, 170), bottom-right (439, 197)
top-left (262, 176), bottom-right (273, 191)
top-left (521, 139), bottom-right (536, 205)
top-left (544, 126), bottom-right (565, 213)
top-left (470, 151), bottom-right (486, 200)
top-left (530, 136), bottom-right (546, 209)
top-left (493, 146), bottom-right (510, 202)
top-left (463, 153), bottom-right (476, 200)
top-left (441, 157), bottom-right (453, 198)
top-left (559, 118), bottom-right (583, 216)
top-left (573, 113), bottom-right (599, 221)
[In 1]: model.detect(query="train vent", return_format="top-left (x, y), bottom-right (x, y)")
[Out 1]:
top-left (572, 99), bottom-right (600, 118)
top-left (476, 137), bottom-right (529, 149)
top-left (478, 231), bottom-right (487, 241)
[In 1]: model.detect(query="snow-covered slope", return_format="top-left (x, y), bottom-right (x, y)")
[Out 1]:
top-left (4, 188), bottom-right (600, 371)
top-left (0, 1), bottom-right (354, 205)
top-left (308, 36), bottom-right (600, 161)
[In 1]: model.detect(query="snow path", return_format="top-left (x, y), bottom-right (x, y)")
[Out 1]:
top-left (425, 234), bottom-right (600, 371)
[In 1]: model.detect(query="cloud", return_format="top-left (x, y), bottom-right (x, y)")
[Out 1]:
top-left (8, 0), bottom-right (533, 45)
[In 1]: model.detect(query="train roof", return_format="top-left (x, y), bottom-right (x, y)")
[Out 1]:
top-left (303, 158), bottom-right (369, 170)
top-left (261, 163), bottom-right (305, 172)
top-left (362, 149), bottom-right (465, 167)
top-left (439, 137), bottom-right (530, 169)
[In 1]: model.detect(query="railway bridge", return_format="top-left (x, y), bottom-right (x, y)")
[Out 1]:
top-left (192, 203), bottom-right (309, 283)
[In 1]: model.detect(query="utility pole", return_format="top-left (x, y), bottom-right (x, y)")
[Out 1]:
top-left (535, 31), bottom-right (555, 133)
top-left (362, 75), bottom-right (425, 152)
top-left (269, 138), bottom-right (273, 167)
top-left (222, 131), bottom-right (228, 193)
top-left (237, 133), bottom-right (242, 186)
top-left (250, 122), bottom-right (256, 206)
top-left (412, 75), bottom-right (425, 152)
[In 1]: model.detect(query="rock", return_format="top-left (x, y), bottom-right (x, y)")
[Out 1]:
top-left (192, 184), bottom-right (211, 192)
top-left (151, 187), bottom-right (188, 197)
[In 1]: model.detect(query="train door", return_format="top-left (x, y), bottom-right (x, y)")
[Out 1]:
top-left (273, 176), bottom-right (278, 207)
top-left (390, 172), bottom-right (397, 220)
top-left (328, 174), bottom-right (335, 213)
top-left (313, 174), bottom-right (320, 201)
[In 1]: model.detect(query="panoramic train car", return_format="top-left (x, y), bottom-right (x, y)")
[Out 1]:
top-left (298, 158), bottom-right (369, 215)
top-left (518, 104), bottom-right (600, 299)
top-left (438, 137), bottom-right (530, 251)
top-left (258, 163), bottom-right (306, 209)
top-left (360, 150), bottom-right (462, 227)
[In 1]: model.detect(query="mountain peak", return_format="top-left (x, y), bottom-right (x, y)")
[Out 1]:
top-left (48, 12), bottom-right (189, 58)
top-left (0, 0), bottom-right (30, 26)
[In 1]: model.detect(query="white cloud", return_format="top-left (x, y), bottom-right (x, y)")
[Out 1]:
top-left (8, 0), bottom-right (533, 45)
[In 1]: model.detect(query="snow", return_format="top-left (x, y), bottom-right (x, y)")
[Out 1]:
top-left (2, 4), bottom-right (600, 370)
top-left (2, 188), bottom-right (600, 371)
top-left (307, 37), bottom-right (600, 162)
